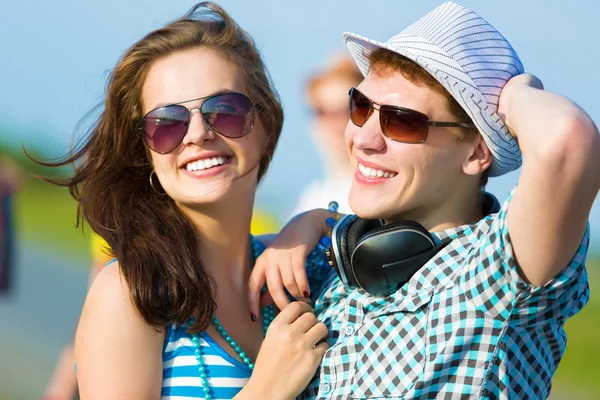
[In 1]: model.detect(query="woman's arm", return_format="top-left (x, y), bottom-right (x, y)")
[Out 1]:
top-left (75, 262), bottom-right (164, 399)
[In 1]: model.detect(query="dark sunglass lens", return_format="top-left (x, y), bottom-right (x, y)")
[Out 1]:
top-left (349, 88), bottom-right (372, 127)
top-left (202, 93), bottom-right (254, 138)
top-left (143, 105), bottom-right (189, 153)
top-left (381, 107), bottom-right (429, 143)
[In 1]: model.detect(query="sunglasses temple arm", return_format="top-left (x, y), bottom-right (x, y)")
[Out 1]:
top-left (429, 121), bottom-right (474, 128)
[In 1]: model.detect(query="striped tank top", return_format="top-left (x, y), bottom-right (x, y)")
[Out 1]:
top-left (161, 321), bottom-right (251, 399)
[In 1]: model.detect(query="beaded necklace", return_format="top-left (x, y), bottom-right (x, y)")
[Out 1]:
top-left (188, 201), bottom-right (340, 399)
top-left (189, 237), bottom-right (274, 399)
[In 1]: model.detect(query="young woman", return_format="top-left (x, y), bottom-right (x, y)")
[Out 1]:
top-left (38, 3), bottom-right (329, 399)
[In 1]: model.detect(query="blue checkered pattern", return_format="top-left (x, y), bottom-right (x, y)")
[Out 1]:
top-left (300, 189), bottom-right (590, 399)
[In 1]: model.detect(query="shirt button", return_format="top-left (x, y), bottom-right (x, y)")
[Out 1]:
top-left (481, 388), bottom-right (490, 397)
top-left (322, 383), bottom-right (331, 394)
top-left (345, 326), bottom-right (355, 336)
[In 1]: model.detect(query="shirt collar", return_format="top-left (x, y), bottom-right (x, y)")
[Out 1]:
top-left (431, 192), bottom-right (500, 243)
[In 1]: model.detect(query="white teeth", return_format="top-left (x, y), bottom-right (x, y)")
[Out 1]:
top-left (358, 163), bottom-right (395, 179)
top-left (185, 156), bottom-right (228, 172)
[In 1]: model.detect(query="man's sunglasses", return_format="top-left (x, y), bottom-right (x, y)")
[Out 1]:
top-left (349, 87), bottom-right (473, 143)
top-left (140, 92), bottom-right (255, 154)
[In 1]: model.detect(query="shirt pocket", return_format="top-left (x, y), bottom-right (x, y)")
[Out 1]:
top-left (351, 291), bottom-right (432, 399)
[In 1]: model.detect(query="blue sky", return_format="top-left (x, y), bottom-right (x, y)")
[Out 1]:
top-left (1, 0), bottom-right (599, 248)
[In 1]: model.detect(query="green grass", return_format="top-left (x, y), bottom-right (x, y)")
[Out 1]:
top-left (13, 177), bottom-right (91, 265)
top-left (552, 259), bottom-right (600, 398)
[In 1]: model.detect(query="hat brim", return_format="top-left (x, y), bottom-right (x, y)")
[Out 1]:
top-left (343, 31), bottom-right (522, 177)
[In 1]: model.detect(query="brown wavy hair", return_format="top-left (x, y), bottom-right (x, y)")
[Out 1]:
top-left (32, 2), bottom-right (284, 333)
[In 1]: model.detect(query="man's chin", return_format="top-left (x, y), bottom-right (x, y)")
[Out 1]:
top-left (349, 200), bottom-right (385, 220)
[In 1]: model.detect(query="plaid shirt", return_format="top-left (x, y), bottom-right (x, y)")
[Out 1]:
top-left (302, 190), bottom-right (590, 399)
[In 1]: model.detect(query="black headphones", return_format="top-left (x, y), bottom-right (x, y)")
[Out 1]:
top-left (326, 214), bottom-right (450, 297)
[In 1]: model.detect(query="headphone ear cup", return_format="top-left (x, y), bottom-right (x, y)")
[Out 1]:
top-left (350, 219), bottom-right (436, 296)
top-left (340, 218), bottom-right (382, 286)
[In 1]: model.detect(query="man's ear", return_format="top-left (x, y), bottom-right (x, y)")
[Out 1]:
top-left (463, 134), bottom-right (492, 177)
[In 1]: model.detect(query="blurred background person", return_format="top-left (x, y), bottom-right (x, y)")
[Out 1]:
top-left (0, 154), bottom-right (21, 294)
top-left (290, 55), bottom-right (362, 216)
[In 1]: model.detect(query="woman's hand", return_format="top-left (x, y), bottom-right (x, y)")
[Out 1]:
top-left (249, 209), bottom-right (332, 317)
top-left (238, 302), bottom-right (329, 400)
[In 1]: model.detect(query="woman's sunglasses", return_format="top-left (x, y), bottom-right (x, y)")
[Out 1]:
top-left (140, 92), bottom-right (255, 154)
top-left (349, 87), bottom-right (473, 143)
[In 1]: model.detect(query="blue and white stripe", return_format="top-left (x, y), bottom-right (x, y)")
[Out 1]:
top-left (161, 323), bottom-right (252, 399)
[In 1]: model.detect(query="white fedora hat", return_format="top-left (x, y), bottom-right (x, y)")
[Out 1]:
top-left (343, 1), bottom-right (524, 177)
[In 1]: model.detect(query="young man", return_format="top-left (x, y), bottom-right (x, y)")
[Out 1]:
top-left (250, 2), bottom-right (599, 399)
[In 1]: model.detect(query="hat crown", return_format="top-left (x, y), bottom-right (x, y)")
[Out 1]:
top-left (385, 1), bottom-right (524, 112)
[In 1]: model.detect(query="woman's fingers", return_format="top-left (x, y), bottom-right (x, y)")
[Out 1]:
top-left (291, 310), bottom-right (318, 333)
top-left (291, 251), bottom-right (311, 301)
top-left (306, 322), bottom-right (329, 347)
top-left (279, 252), bottom-right (304, 302)
top-left (265, 267), bottom-right (292, 313)
top-left (272, 301), bottom-right (313, 325)
top-left (247, 261), bottom-right (267, 319)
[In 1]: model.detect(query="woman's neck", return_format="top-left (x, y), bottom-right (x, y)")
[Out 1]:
top-left (179, 191), bottom-right (255, 287)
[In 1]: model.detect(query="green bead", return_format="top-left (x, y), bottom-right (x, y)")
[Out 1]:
top-left (188, 238), bottom-right (273, 397)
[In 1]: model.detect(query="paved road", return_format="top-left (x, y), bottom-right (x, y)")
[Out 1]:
top-left (0, 247), bottom-right (88, 400)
